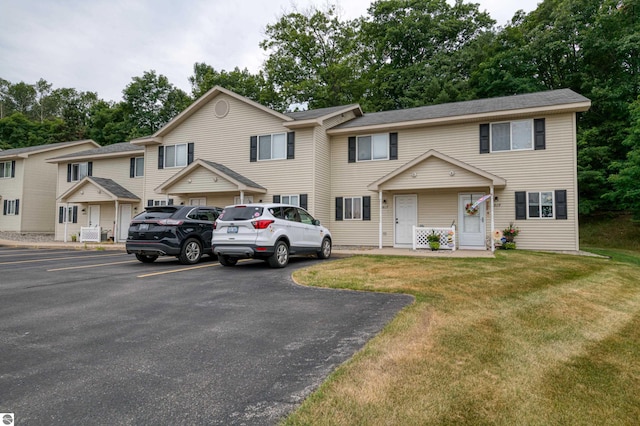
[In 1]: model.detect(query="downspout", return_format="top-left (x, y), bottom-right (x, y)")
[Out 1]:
top-left (490, 184), bottom-right (495, 253)
top-left (378, 191), bottom-right (383, 249)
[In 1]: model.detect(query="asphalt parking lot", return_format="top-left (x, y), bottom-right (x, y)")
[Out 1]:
top-left (0, 247), bottom-right (413, 425)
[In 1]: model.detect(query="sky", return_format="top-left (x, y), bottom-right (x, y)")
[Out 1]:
top-left (0, 0), bottom-right (541, 103)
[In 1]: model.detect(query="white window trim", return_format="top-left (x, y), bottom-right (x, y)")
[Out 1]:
top-left (5, 199), bottom-right (18, 215)
top-left (164, 143), bottom-right (188, 168)
top-left (344, 196), bottom-right (363, 220)
top-left (134, 157), bottom-right (144, 177)
top-left (61, 206), bottom-right (74, 223)
top-left (257, 133), bottom-right (287, 161)
top-left (357, 134), bottom-right (389, 162)
top-left (70, 162), bottom-right (89, 182)
top-left (1, 161), bottom-right (13, 178)
top-left (281, 195), bottom-right (300, 206)
top-left (527, 191), bottom-right (555, 219)
top-left (490, 119), bottom-right (534, 153)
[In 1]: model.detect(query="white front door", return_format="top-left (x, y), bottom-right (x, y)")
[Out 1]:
top-left (88, 205), bottom-right (100, 227)
top-left (458, 193), bottom-right (486, 249)
top-left (118, 204), bottom-right (132, 242)
top-left (395, 195), bottom-right (417, 246)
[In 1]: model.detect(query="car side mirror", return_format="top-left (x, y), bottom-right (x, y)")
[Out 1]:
top-left (313, 219), bottom-right (320, 226)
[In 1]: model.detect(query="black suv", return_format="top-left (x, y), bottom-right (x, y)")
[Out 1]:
top-left (126, 205), bottom-right (222, 264)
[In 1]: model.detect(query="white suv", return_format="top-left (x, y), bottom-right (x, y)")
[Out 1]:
top-left (212, 203), bottom-right (332, 268)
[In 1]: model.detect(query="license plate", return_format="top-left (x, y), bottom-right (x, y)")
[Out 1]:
top-left (139, 223), bottom-right (149, 231)
top-left (227, 226), bottom-right (238, 234)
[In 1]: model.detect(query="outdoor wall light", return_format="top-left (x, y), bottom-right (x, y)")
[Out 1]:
top-left (383, 199), bottom-right (387, 205)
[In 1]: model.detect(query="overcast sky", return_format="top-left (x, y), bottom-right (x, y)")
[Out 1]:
top-left (0, 0), bottom-right (540, 103)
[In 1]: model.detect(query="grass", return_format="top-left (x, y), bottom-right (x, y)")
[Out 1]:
top-left (283, 216), bottom-right (640, 425)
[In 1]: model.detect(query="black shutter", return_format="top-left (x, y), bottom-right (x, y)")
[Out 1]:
top-left (515, 191), bottom-right (527, 220)
top-left (273, 195), bottom-right (281, 203)
top-left (363, 196), bottom-right (371, 221)
top-left (250, 136), bottom-right (258, 162)
top-left (3, 200), bottom-right (7, 215)
top-left (14, 199), bottom-right (19, 215)
top-left (534, 118), bottom-right (546, 150)
top-left (67, 164), bottom-right (72, 182)
top-left (480, 124), bottom-right (490, 154)
top-left (72, 206), bottom-right (78, 223)
top-left (11, 160), bottom-right (15, 178)
top-left (287, 132), bottom-right (295, 159)
top-left (300, 194), bottom-right (307, 210)
top-left (158, 146), bottom-right (164, 169)
top-left (348, 137), bottom-right (356, 163)
top-left (59, 206), bottom-right (64, 223)
top-left (87, 162), bottom-right (93, 176)
top-left (335, 197), bottom-right (343, 221)
top-left (555, 189), bottom-right (568, 219)
top-left (389, 133), bottom-right (398, 160)
top-left (168, 199), bottom-right (174, 206)
top-left (147, 199), bottom-right (154, 207)
top-left (187, 142), bottom-right (195, 164)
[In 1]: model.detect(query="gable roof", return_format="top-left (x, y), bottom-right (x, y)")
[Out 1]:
top-left (47, 142), bottom-right (143, 162)
top-left (368, 149), bottom-right (507, 191)
top-left (329, 89), bottom-right (591, 135)
top-left (0, 140), bottom-right (100, 160)
top-left (283, 104), bottom-right (363, 129)
top-left (155, 159), bottom-right (266, 194)
top-left (58, 176), bottom-right (140, 202)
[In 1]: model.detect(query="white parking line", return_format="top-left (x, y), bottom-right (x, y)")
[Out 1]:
top-left (47, 260), bottom-right (138, 271)
top-left (0, 253), bottom-right (125, 265)
top-left (137, 262), bottom-right (220, 278)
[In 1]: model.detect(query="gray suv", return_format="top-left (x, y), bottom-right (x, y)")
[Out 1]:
top-left (211, 203), bottom-right (332, 268)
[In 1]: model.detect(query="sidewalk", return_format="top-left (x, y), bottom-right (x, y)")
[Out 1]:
top-left (0, 238), bottom-right (495, 258)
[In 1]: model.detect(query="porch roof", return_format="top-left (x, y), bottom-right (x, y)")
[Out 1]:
top-left (155, 159), bottom-right (267, 195)
top-left (58, 176), bottom-right (141, 203)
top-left (368, 150), bottom-right (507, 191)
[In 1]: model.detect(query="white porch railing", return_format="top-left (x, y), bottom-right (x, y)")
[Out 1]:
top-left (413, 226), bottom-right (456, 251)
top-left (80, 226), bottom-right (101, 242)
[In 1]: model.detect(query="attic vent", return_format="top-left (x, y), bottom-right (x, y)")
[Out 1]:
top-left (214, 99), bottom-right (229, 118)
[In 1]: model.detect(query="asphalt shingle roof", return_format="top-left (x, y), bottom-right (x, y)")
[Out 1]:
top-left (285, 104), bottom-right (360, 121)
top-left (332, 89), bottom-right (590, 129)
top-left (49, 142), bottom-right (143, 160)
top-left (0, 140), bottom-right (97, 159)
top-left (87, 176), bottom-right (140, 200)
top-left (200, 160), bottom-right (265, 190)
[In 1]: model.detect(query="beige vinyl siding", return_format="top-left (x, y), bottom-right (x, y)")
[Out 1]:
top-left (0, 159), bottom-right (23, 231)
top-left (164, 168), bottom-right (239, 194)
top-left (147, 93), bottom-right (316, 210)
top-left (330, 112), bottom-right (579, 250)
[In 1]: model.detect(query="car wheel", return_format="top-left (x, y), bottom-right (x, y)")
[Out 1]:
top-left (218, 255), bottom-right (238, 266)
top-left (135, 253), bottom-right (158, 263)
top-left (317, 237), bottom-right (332, 259)
top-left (179, 238), bottom-right (202, 265)
top-left (267, 241), bottom-right (289, 268)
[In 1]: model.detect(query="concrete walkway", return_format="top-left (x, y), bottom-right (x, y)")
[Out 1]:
top-left (0, 238), bottom-right (495, 258)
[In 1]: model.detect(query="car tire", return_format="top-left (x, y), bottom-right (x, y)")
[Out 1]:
top-left (218, 255), bottom-right (238, 266)
top-left (267, 241), bottom-right (289, 268)
top-left (179, 238), bottom-right (202, 265)
top-left (317, 237), bottom-right (332, 259)
top-left (135, 253), bottom-right (158, 263)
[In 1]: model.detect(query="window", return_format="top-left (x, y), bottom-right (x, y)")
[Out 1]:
top-left (1, 161), bottom-right (14, 178)
top-left (165, 144), bottom-right (187, 168)
top-left (58, 206), bottom-right (78, 223)
top-left (132, 157), bottom-right (144, 177)
top-left (491, 120), bottom-right (533, 152)
top-left (70, 162), bottom-right (89, 181)
top-left (357, 134), bottom-right (389, 161)
top-left (3, 199), bottom-right (19, 215)
top-left (258, 133), bottom-right (286, 161)
top-left (147, 199), bottom-right (174, 207)
top-left (281, 195), bottom-right (299, 206)
top-left (528, 191), bottom-right (554, 218)
top-left (233, 196), bottom-right (254, 204)
top-left (344, 197), bottom-right (362, 220)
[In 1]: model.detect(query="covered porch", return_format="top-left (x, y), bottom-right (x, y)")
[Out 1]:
top-left (57, 176), bottom-right (141, 243)
top-left (154, 159), bottom-right (267, 207)
top-left (367, 150), bottom-right (506, 252)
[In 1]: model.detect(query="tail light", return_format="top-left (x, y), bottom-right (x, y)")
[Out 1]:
top-left (213, 221), bottom-right (218, 230)
top-left (157, 219), bottom-right (184, 225)
top-left (252, 219), bottom-right (274, 229)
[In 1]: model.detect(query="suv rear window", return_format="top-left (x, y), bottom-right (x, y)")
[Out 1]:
top-left (219, 206), bottom-right (264, 221)
top-left (134, 206), bottom-right (179, 220)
